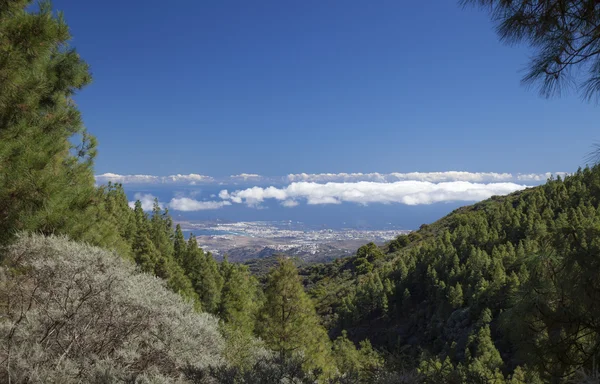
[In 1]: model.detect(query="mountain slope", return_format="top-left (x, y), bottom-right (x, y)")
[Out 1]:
top-left (304, 166), bottom-right (600, 382)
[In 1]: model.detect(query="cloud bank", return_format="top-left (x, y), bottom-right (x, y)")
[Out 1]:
top-left (286, 171), bottom-right (567, 183)
top-left (98, 171), bottom-right (567, 186)
top-left (168, 197), bottom-right (231, 211)
top-left (114, 170), bottom-right (565, 211)
top-left (219, 180), bottom-right (529, 207)
top-left (96, 173), bottom-right (214, 185)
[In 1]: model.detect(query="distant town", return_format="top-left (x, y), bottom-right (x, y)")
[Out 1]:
top-left (177, 220), bottom-right (411, 262)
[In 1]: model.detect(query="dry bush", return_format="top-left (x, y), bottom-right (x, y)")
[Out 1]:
top-left (0, 234), bottom-right (224, 383)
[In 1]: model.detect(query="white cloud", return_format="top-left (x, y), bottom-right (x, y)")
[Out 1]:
top-left (100, 173), bottom-right (160, 184)
top-left (96, 173), bottom-right (213, 185)
top-left (164, 174), bottom-right (214, 184)
top-left (128, 193), bottom-right (162, 211)
top-left (281, 200), bottom-right (299, 207)
top-left (287, 172), bottom-right (387, 183)
top-left (220, 181), bottom-right (529, 207)
top-left (128, 193), bottom-right (231, 212)
top-left (98, 171), bottom-right (566, 186)
top-left (168, 198), bottom-right (231, 211)
top-left (218, 190), bottom-right (231, 200)
top-left (388, 171), bottom-right (513, 182)
top-left (230, 173), bottom-right (262, 181)
top-left (516, 172), bottom-right (568, 181)
top-left (286, 171), bottom-right (566, 183)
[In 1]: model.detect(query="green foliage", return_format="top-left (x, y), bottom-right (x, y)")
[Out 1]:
top-left (258, 257), bottom-right (334, 377)
top-left (356, 242), bottom-right (385, 262)
top-left (0, 0), bottom-right (119, 248)
top-left (174, 223), bottom-right (186, 263)
top-left (332, 331), bottom-right (384, 382)
top-left (306, 166), bottom-right (600, 382)
top-left (462, 323), bottom-right (504, 382)
top-left (184, 234), bottom-right (223, 313)
top-left (219, 257), bottom-right (260, 334)
top-left (447, 282), bottom-right (464, 309)
top-left (96, 182), bottom-right (136, 258)
top-left (388, 234), bottom-right (411, 253)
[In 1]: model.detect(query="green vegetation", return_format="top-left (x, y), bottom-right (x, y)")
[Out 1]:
top-left (304, 167), bottom-right (600, 382)
top-left (258, 258), bottom-right (334, 377)
top-left (4, 0), bottom-right (600, 383)
top-left (0, 0), bottom-right (103, 247)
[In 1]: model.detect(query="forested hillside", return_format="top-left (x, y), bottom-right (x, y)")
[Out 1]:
top-left (303, 167), bottom-right (600, 382)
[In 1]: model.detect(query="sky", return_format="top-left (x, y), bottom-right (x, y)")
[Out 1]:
top-left (53, 0), bottom-right (597, 176)
top-left (48, 1), bottom-right (598, 227)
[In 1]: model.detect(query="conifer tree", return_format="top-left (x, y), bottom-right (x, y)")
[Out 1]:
top-left (129, 201), bottom-right (196, 302)
top-left (331, 331), bottom-right (383, 382)
top-left (447, 282), bottom-right (464, 309)
top-left (132, 201), bottom-right (160, 273)
top-left (0, 0), bottom-right (107, 246)
top-left (356, 242), bottom-right (384, 262)
top-left (149, 200), bottom-right (175, 279)
top-left (205, 250), bottom-right (224, 306)
top-left (102, 183), bottom-right (136, 244)
top-left (184, 234), bottom-right (221, 313)
top-left (173, 224), bottom-right (186, 264)
top-left (218, 257), bottom-right (259, 334)
top-left (259, 257), bottom-right (333, 376)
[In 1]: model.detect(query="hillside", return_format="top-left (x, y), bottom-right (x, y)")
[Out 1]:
top-left (303, 167), bottom-right (600, 382)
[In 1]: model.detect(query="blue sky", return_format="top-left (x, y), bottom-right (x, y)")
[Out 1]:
top-left (54, 0), bottom-right (597, 177)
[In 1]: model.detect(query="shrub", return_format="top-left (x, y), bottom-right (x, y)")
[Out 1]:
top-left (0, 234), bottom-right (224, 383)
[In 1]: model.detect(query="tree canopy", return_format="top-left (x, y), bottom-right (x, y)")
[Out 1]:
top-left (464, 0), bottom-right (600, 100)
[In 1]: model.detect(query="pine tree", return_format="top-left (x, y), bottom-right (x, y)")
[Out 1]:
top-left (184, 234), bottom-right (221, 313)
top-left (129, 201), bottom-right (197, 303)
top-left (173, 224), bottom-right (186, 264)
top-left (218, 257), bottom-right (259, 334)
top-left (149, 200), bottom-right (174, 279)
top-left (132, 201), bottom-right (159, 273)
top-left (331, 331), bottom-right (383, 381)
top-left (447, 282), bottom-right (464, 309)
top-left (463, 309), bottom-right (505, 382)
top-left (205, 250), bottom-right (224, 307)
top-left (356, 242), bottom-right (384, 262)
top-left (96, 182), bottom-right (135, 258)
top-left (102, 183), bottom-right (135, 241)
top-left (0, 0), bottom-right (109, 246)
top-left (259, 257), bottom-right (333, 376)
